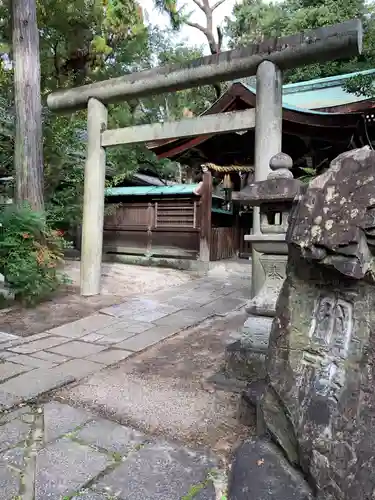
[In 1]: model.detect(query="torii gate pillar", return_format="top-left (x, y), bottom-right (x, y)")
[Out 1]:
top-left (252, 61), bottom-right (283, 297)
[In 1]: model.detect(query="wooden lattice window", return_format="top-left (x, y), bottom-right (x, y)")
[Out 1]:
top-left (154, 199), bottom-right (196, 228)
top-left (104, 203), bottom-right (150, 229)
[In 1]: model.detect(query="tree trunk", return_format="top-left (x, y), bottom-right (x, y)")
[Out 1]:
top-left (12, 0), bottom-right (44, 212)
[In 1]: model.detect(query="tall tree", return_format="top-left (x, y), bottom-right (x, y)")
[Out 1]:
top-left (225, 0), bottom-right (375, 85)
top-left (12, 0), bottom-right (44, 211)
top-left (155, 0), bottom-right (230, 97)
top-left (0, 0), bottom-right (218, 230)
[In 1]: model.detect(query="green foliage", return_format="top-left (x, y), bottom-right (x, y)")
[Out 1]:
top-left (154, 0), bottom-right (182, 30)
top-left (0, 204), bottom-right (70, 305)
top-left (0, 24), bottom-right (214, 231)
top-left (225, 0), bottom-right (375, 87)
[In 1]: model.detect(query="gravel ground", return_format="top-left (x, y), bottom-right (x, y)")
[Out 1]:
top-left (57, 311), bottom-right (252, 462)
top-left (0, 261), bottom-right (194, 337)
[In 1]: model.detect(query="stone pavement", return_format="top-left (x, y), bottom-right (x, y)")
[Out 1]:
top-left (0, 274), bottom-right (247, 410)
top-left (0, 272), bottom-right (248, 499)
top-left (0, 400), bottom-right (223, 499)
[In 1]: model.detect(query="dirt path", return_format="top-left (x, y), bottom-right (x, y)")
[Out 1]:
top-left (0, 261), bottom-right (193, 337)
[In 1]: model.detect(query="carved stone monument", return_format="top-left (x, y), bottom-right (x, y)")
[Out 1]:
top-left (230, 146), bottom-right (375, 499)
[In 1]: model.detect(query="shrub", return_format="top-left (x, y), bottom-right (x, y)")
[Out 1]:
top-left (0, 204), bottom-right (70, 305)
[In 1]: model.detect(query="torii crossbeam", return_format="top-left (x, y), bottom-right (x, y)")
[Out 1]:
top-left (47, 19), bottom-right (363, 296)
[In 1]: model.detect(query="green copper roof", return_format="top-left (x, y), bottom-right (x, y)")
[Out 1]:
top-left (105, 184), bottom-right (199, 197)
top-left (241, 68), bottom-right (375, 113)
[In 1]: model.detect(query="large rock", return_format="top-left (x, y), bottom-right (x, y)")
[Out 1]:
top-left (229, 437), bottom-right (313, 500)
top-left (260, 147), bottom-right (375, 499)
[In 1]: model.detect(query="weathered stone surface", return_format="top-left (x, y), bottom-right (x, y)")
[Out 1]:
top-left (0, 367), bottom-right (74, 399)
top-left (0, 405), bottom-right (32, 425)
top-left (0, 463), bottom-right (20, 499)
top-left (48, 340), bottom-right (106, 358)
top-left (86, 348), bottom-right (132, 365)
top-left (261, 248), bottom-right (375, 496)
top-left (35, 438), bottom-right (110, 499)
top-left (72, 492), bottom-right (104, 500)
top-left (155, 309), bottom-right (209, 328)
top-left (43, 402), bottom-right (93, 442)
top-left (96, 320), bottom-right (153, 337)
top-left (115, 325), bottom-right (179, 352)
top-left (238, 379), bottom-right (266, 426)
top-left (0, 390), bottom-right (22, 410)
top-left (246, 255), bottom-right (287, 317)
top-left (0, 361), bottom-right (31, 381)
top-left (96, 441), bottom-right (216, 500)
top-left (229, 438), bottom-right (313, 500)
top-left (0, 332), bottom-right (18, 343)
top-left (100, 298), bottom-right (178, 320)
top-left (289, 146), bottom-right (375, 279)
top-left (242, 316), bottom-right (273, 351)
top-left (0, 419), bottom-right (30, 452)
top-left (225, 336), bottom-right (268, 381)
top-left (7, 354), bottom-right (56, 369)
top-left (1, 446), bottom-right (27, 469)
top-left (48, 313), bottom-right (121, 338)
top-left (0, 352), bottom-right (13, 361)
top-left (234, 177), bottom-right (300, 205)
top-left (201, 296), bottom-right (246, 316)
top-left (30, 350), bottom-right (70, 364)
top-left (259, 148), bottom-right (375, 500)
top-left (79, 333), bottom-right (106, 343)
top-left (9, 336), bottom-right (68, 354)
top-left (49, 359), bottom-right (104, 379)
top-left (76, 418), bottom-right (146, 455)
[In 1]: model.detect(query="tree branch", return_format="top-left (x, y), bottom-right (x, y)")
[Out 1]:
top-left (217, 26), bottom-right (223, 52)
top-left (212, 0), bottom-right (227, 11)
top-left (185, 20), bottom-right (211, 38)
top-left (191, 0), bottom-right (204, 10)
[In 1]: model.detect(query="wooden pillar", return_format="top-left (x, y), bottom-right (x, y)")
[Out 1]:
top-left (199, 168), bottom-right (212, 262)
top-left (80, 98), bottom-right (108, 296)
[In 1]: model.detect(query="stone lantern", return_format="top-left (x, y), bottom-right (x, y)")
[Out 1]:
top-left (228, 153), bottom-right (301, 380)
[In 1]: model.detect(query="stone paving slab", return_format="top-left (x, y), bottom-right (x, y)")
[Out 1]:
top-left (0, 361), bottom-right (32, 382)
top-left (6, 353), bottom-right (56, 369)
top-left (86, 348), bottom-right (133, 365)
top-left (115, 325), bottom-right (180, 352)
top-left (201, 296), bottom-right (247, 316)
top-left (0, 367), bottom-right (75, 400)
top-left (96, 320), bottom-right (153, 336)
top-left (2, 445), bottom-right (27, 470)
top-left (0, 332), bottom-right (18, 343)
top-left (30, 350), bottom-right (70, 364)
top-left (100, 298), bottom-right (178, 318)
top-left (0, 405), bottom-right (32, 425)
top-left (35, 438), bottom-right (112, 499)
top-left (72, 492), bottom-right (104, 500)
top-left (48, 340), bottom-right (107, 358)
top-left (0, 402), bottom-right (221, 499)
top-left (49, 358), bottom-right (104, 380)
top-left (154, 308), bottom-right (213, 328)
top-left (48, 313), bottom-right (123, 339)
top-left (95, 441), bottom-right (217, 500)
top-left (44, 401), bottom-right (94, 442)
top-left (76, 418), bottom-right (146, 455)
top-left (0, 390), bottom-right (22, 410)
top-left (9, 336), bottom-right (69, 354)
top-left (0, 274), bottom-right (248, 410)
top-left (0, 418), bottom-right (30, 452)
top-left (0, 463), bottom-right (19, 499)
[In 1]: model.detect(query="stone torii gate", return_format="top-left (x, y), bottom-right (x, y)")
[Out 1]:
top-left (47, 19), bottom-right (363, 296)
